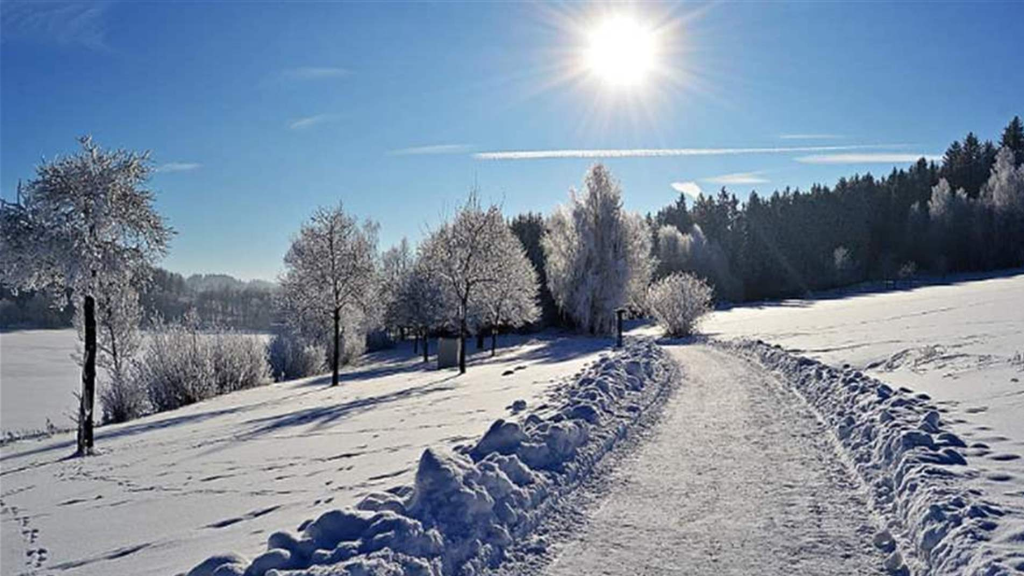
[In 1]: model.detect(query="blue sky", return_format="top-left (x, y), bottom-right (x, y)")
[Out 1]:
top-left (2, 1), bottom-right (1021, 281)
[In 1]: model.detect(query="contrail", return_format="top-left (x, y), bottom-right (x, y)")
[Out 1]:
top-left (472, 144), bottom-right (907, 161)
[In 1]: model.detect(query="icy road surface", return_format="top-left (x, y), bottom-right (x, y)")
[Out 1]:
top-left (544, 344), bottom-right (886, 575)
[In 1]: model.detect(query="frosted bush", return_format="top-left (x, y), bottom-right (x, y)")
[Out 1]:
top-left (140, 318), bottom-right (217, 411)
top-left (140, 319), bottom-right (271, 411)
top-left (646, 272), bottom-right (713, 337)
top-left (99, 371), bottom-right (149, 424)
top-left (268, 331), bottom-right (326, 381)
top-left (211, 331), bottom-right (271, 393)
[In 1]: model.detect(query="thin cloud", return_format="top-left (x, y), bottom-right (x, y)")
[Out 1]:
top-left (155, 162), bottom-right (202, 173)
top-left (779, 134), bottom-right (845, 140)
top-left (796, 153), bottom-right (941, 165)
top-left (704, 171), bottom-right (770, 185)
top-left (389, 144), bottom-right (474, 156)
top-left (670, 181), bottom-right (703, 198)
top-left (283, 67), bottom-right (350, 80)
top-left (472, 144), bottom-right (903, 161)
top-left (1, 2), bottom-right (112, 50)
top-left (288, 114), bottom-right (341, 130)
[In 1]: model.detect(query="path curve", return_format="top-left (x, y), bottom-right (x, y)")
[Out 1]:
top-left (544, 344), bottom-right (887, 575)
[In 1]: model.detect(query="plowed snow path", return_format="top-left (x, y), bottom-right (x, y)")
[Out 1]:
top-left (545, 344), bottom-right (886, 575)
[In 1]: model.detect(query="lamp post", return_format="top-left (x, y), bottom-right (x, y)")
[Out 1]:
top-left (615, 308), bottom-right (625, 348)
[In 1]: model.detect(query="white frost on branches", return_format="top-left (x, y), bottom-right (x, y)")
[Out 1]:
top-left (983, 147), bottom-right (1024, 216)
top-left (543, 164), bottom-right (652, 335)
top-left (646, 272), bottom-right (714, 337)
top-left (278, 203), bottom-right (379, 384)
top-left (420, 195), bottom-right (538, 371)
top-left (0, 136), bottom-right (172, 447)
top-left (469, 220), bottom-right (540, 337)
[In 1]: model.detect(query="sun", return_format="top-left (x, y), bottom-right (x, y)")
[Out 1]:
top-left (584, 15), bottom-right (657, 88)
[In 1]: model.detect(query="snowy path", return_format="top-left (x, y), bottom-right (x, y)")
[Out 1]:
top-left (544, 344), bottom-right (886, 575)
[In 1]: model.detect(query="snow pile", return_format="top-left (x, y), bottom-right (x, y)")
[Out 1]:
top-left (723, 339), bottom-right (1024, 576)
top-left (186, 339), bottom-right (678, 576)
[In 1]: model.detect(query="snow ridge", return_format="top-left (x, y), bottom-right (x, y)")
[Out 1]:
top-left (721, 339), bottom-right (1024, 576)
top-left (185, 339), bottom-right (678, 576)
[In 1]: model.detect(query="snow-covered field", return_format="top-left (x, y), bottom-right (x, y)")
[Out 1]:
top-left (703, 271), bottom-right (1024, 573)
top-left (0, 329), bottom-right (82, 435)
top-left (0, 335), bottom-right (613, 576)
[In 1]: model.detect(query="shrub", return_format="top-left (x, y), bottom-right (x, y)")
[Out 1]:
top-left (139, 318), bottom-right (217, 411)
top-left (211, 331), bottom-right (271, 393)
top-left (99, 370), bottom-right (149, 424)
top-left (646, 272), bottom-right (713, 337)
top-left (268, 331), bottom-right (325, 381)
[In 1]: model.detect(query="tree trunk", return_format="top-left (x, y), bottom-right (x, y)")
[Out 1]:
top-left (490, 327), bottom-right (497, 356)
top-left (413, 331), bottom-right (419, 354)
top-left (476, 331), bottom-right (485, 350)
top-left (331, 308), bottom-right (340, 387)
top-left (422, 330), bottom-right (429, 363)
top-left (77, 294), bottom-right (96, 456)
top-left (459, 315), bottom-right (467, 374)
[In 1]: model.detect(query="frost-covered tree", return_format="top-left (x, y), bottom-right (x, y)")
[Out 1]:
top-left (0, 137), bottom-right (172, 454)
top-left (381, 237), bottom-right (414, 337)
top-left (79, 270), bottom-right (147, 423)
top-left (421, 195), bottom-right (509, 373)
top-left (543, 165), bottom-right (652, 335)
top-left (279, 203), bottom-right (378, 386)
top-left (470, 226), bottom-right (539, 355)
top-left (927, 178), bottom-right (972, 273)
top-left (981, 147), bottom-right (1024, 266)
top-left (401, 256), bottom-right (450, 361)
top-left (646, 272), bottom-right (713, 337)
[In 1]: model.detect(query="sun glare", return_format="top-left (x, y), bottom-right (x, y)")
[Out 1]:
top-left (585, 15), bottom-right (657, 88)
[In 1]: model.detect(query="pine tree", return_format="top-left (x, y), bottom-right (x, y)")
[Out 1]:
top-left (1001, 116), bottom-right (1024, 166)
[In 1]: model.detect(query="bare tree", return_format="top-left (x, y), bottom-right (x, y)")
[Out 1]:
top-left (0, 136), bottom-right (172, 455)
top-left (279, 203), bottom-right (378, 386)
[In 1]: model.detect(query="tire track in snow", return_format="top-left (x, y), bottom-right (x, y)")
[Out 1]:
top-left (544, 344), bottom-right (887, 575)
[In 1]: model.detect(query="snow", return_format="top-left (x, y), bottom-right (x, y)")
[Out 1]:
top-left (703, 273), bottom-right (1024, 447)
top-left (699, 272), bottom-right (1024, 574)
top-left (723, 339), bottom-right (1024, 574)
top-left (0, 335), bottom-right (613, 576)
top-left (541, 344), bottom-right (888, 575)
top-left (185, 339), bottom-right (678, 576)
top-left (0, 329), bottom-right (82, 435)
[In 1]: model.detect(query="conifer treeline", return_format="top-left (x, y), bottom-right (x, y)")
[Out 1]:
top-left (644, 116), bottom-right (1024, 301)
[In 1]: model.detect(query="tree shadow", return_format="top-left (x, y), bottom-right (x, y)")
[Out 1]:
top-left (1, 404), bottom-right (258, 465)
top-left (235, 375), bottom-right (459, 439)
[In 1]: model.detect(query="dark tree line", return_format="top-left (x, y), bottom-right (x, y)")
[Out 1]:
top-left (647, 116), bottom-right (1024, 302)
top-left (2, 268), bottom-right (278, 332)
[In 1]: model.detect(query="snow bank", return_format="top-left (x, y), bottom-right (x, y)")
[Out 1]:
top-left (186, 339), bottom-right (678, 576)
top-left (722, 339), bottom-right (1024, 576)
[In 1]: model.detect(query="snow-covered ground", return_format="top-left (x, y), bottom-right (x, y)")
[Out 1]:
top-left (704, 272), bottom-right (1024, 445)
top-left (0, 335), bottom-right (612, 576)
top-left (701, 271), bottom-right (1024, 573)
top-left (0, 329), bottom-right (82, 435)
top-left (542, 344), bottom-right (888, 575)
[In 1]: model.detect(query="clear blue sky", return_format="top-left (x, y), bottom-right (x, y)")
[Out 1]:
top-left (2, 1), bottom-right (1021, 281)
